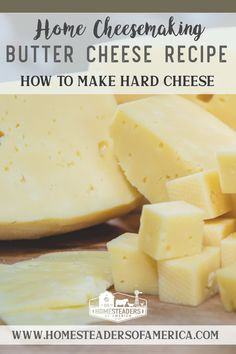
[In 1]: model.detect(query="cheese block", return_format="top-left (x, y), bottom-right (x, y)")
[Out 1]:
top-left (204, 217), bottom-right (235, 247)
top-left (221, 233), bottom-right (236, 267)
top-left (184, 95), bottom-right (236, 131)
top-left (217, 263), bottom-right (236, 312)
top-left (0, 251), bottom-right (113, 314)
top-left (217, 148), bottom-right (236, 193)
top-left (107, 232), bottom-right (158, 295)
top-left (0, 95), bottom-right (141, 239)
top-left (158, 247), bottom-right (220, 306)
top-left (1, 307), bottom-right (98, 325)
top-left (111, 95), bottom-right (236, 202)
top-left (166, 170), bottom-right (232, 220)
top-left (139, 201), bottom-right (204, 261)
top-left (227, 195), bottom-right (236, 217)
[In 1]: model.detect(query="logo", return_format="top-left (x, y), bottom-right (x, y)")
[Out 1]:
top-left (89, 289), bottom-right (147, 323)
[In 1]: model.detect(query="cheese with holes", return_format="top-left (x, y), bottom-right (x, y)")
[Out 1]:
top-left (107, 233), bottom-right (158, 294)
top-left (111, 95), bottom-right (236, 202)
top-left (166, 170), bottom-right (232, 220)
top-left (159, 247), bottom-right (220, 306)
top-left (1, 307), bottom-right (98, 325)
top-left (204, 217), bottom-right (235, 247)
top-left (0, 251), bottom-right (112, 314)
top-left (217, 148), bottom-right (236, 193)
top-left (221, 233), bottom-right (236, 267)
top-left (184, 95), bottom-right (236, 131)
top-left (0, 95), bottom-right (141, 239)
top-left (217, 263), bottom-right (236, 312)
top-left (139, 201), bottom-right (204, 261)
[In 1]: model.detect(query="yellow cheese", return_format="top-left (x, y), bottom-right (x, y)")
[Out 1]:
top-left (217, 263), bottom-right (236, 312)
top-left (1, 307), bottom-right (98, 325)
top-left (0, 95), bottom-right (141, 240)
top-left (107, 232), bottom-right (158, 295)
top-left (221, 233), bottom-right (236, 267)
top-left (116, 95), bottom-right (152, 104)
top-left (217, 148), bottom-right (236, 193)
top-left (159, 247), bottom-right (220, 306)
top-left (139, 201), bottom-right (204, 261)
top-left (0, 251), bottom-right (113, 314)
top-left (184, 95), bottom-right (236, 131)
top-left (166, 170), bottom-right (232, 220)
top-left (111, 95), bottom-right (236, 202)
top-left (226, 195), bottom-right (236, 217)
top-left (204, 217), bottom-right (235, 247)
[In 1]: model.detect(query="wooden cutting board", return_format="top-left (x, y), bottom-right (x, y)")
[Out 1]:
top-left (0, 212), bottom-right (234, 325)
top-left (0, 213), bottom-right (235, 354)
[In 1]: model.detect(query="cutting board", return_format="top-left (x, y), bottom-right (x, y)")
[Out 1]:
top-left (0, 213), bottom-right (235, 354)
top-left (0, 212), bottom-right (234, 325)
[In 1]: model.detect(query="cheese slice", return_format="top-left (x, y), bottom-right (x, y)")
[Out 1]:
top-left (139, 201), bottom-right (204, 261)
top-left (158, 247), bottom-right (220, 306)
top-left (166, 170), bottom-right (232, 220)
top-left (0, 95), bottom-right (141, 239)
top-left (1, 306), bottom-right (98, 325)
top-left (0, 251), bottom-right (113, 314)
top-left (111, 95), bottom-right (236, 202)
top-left (107, 232), bottom-right (158, 295)
top-left (217, 263), bottom-right (236, 312)
top-left (221, 233), bottom-right (236, 267)
top-left (184, 95), bottom-right (236, 131)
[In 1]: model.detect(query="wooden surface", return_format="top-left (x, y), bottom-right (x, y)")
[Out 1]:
top-left (0, 213), bottom-right (235, 353)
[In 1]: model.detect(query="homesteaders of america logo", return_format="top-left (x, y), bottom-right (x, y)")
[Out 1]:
top-left (89, 290), bottom-right (147, 323)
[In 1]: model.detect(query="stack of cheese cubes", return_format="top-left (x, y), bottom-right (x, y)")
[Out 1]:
top-left (108, 95), bottom-right (236, 312)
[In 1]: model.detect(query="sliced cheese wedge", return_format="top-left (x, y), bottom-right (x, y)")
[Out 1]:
top-left (0, 95), bottom-right (141, 239)
top-left (0, 251), bottom-right (113, 314)
top-left (1, 306), bottom-right (99, 325)
top-left (111, 95), bottom-right (236, 202)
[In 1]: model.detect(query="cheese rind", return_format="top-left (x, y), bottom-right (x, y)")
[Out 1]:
top-left (0, 95), bottom-right (141, 239)
top-left (203, 217), bottom-right (235, 247)
top-left (217, 263), bottom-right (236, 312)
top-left (111, 95), bottom-right (236, 202)
top-left (217, 149), bottom-right (236, 193)
top-left (139, 201), bottom-right (204, 261)
top-left (107, 233), bottom-right (158, 295)
top-left (166, 170), bottom-right (232, 220)
top-left (159, 247), bottom-right (220, 306)
top-left (221, 233), bottom-right (236, 267)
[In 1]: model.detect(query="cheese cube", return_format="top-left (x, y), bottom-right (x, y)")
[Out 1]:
top-left (0, 95), bottom-right (141, 239)
top-left (166, 170), bottom-right (231, 220)
top-left (107, 233), bottom-right (158, 295)
top-left (203, 217), bottom-right (235, 247)
top-left (221, 233), bottom-right (236, 267)
top-left (217, 263), bottom-right (236, 312)
top-left (139, 201), bottom-right (204, 261)
top-left (184, 95), bottom-right (236, 131)
top-left (217, 148), bottom-right (236, 193)
top-left (159, 247), bottom-right (220, 306)
top-left (228, 195), bottom-right (236, 216)
top-left (111, 95), bottom-right (236, 202)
